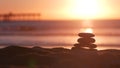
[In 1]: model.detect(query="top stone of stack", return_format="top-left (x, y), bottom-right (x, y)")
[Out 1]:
top-left (78, 33), bottom-right (95, 38)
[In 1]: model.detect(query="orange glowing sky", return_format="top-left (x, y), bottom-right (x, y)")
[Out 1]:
top-left (0, 0), bottom-right (120, 20)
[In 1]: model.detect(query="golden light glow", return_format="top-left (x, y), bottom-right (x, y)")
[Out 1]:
top-left (84, 28), bottom-right (93, 33)
top-left (67, 0), bottom-right (101, 19)
top-left (78, 0), bottom-right (99, 19)
top-left (80, 20), bottom-right (93, 33)
top-left (82, 20), bottom-right (93, 27)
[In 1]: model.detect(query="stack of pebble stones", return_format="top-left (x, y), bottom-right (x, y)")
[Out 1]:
top-left (72, 33), bottom-right (97, 50)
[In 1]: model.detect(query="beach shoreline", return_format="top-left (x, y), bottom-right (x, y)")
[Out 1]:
top-left (0, 45), bottom-right (120, 68)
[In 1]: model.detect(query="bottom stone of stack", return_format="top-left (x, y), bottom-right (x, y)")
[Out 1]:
top-left (71, 46), bottom-right (97, 52)
top-left (74, 43), bottom-right (97, 49)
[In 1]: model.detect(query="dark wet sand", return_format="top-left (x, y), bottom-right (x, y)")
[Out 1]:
top-left (0, 46), bottom-right (120, 68)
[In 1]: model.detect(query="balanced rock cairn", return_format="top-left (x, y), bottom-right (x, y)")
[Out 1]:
top-left (72, 33), bottom-right (97, 51)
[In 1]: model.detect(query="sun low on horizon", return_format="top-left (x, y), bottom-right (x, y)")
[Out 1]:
top-left (66, 0), bottom-right (100, 19)
top-left (64, 0), bottom-right (115, 20)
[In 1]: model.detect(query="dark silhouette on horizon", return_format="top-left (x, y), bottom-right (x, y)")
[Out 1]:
top-left (0, 12), bottom-right (41, 21)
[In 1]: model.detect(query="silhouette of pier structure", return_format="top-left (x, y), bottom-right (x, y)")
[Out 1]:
top-left (0, 12), bottom-right (41, 21)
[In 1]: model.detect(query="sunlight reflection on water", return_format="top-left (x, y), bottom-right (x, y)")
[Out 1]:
top-left (0, 20), bottom-right (120, 50)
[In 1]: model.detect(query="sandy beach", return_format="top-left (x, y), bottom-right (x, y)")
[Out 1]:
top-left (0, 45), bottom-right (120, 68)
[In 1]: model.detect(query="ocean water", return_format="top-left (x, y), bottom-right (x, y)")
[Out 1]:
top-left (0, 20), bottom-right (120, 50)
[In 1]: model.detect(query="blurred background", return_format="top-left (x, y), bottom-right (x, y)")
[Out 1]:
top-left (0, 0), bottom-right (120, 50)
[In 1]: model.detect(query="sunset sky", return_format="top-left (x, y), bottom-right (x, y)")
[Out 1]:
top-left (0, 0), bottom-right (120, 20)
